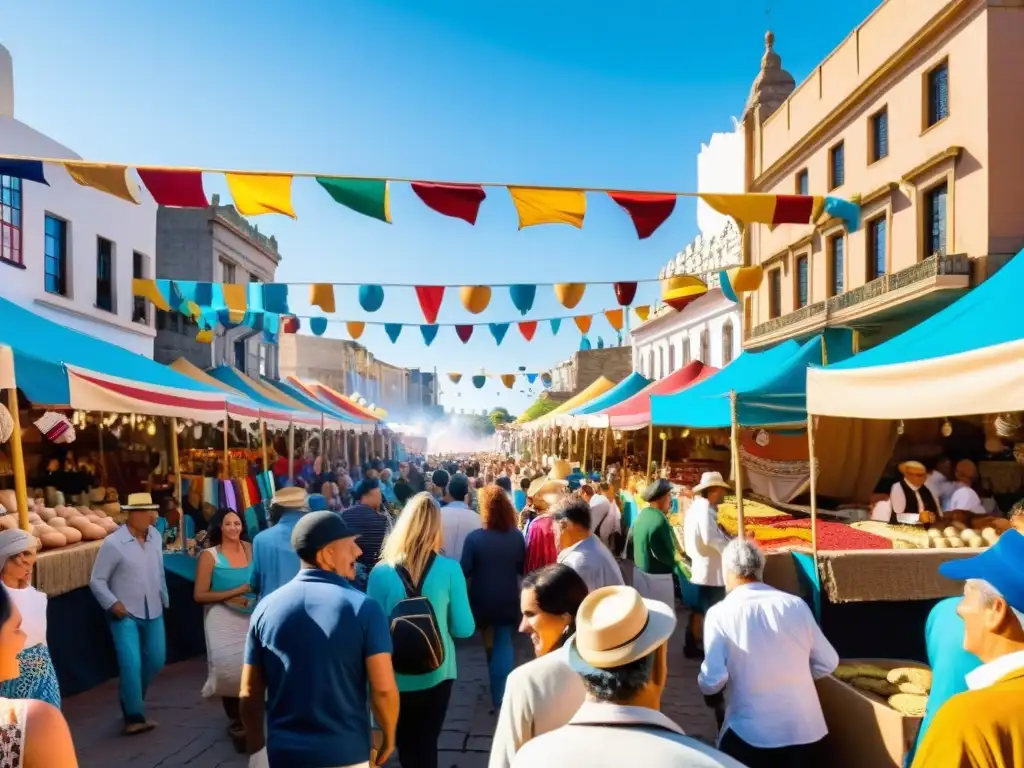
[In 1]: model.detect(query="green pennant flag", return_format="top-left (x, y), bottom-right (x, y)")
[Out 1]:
top-left (317, 178), bottom-right (391, 223)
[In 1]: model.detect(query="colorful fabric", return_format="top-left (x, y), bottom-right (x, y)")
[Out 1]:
top-left (225, 173), bottom-right (296, 217)
top-left (137, 168), bottom-right (208, 207)
top-left (508, 187), bottom-right (586, 229)
top-left (411, 182), bottom-right (486, 224)
top-left (0, 644), bottom-right (60, 708)
top-left (317, 177), bottom-right (390, 223)
top-left (64, 162), bottom-right (140, 203)
top-left (698, 193), bottom-right (823, 226)
top-left (608, 192), bottom-right (676, 239)
top-left (414, 286), bottom-right (446, 324)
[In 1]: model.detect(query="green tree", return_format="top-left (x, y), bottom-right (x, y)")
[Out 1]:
top-left (488, 407), bottom-right (515, 429)
top-left (519, 397), bottom-right (560, 423)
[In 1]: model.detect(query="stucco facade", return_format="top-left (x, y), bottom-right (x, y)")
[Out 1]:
top-left (632, 290), bottom-right (740, 378)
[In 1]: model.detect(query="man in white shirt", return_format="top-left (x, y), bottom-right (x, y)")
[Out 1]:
top-left (926, 456), bottom-right (955, 509)
top-left (944, 459), bottom-right (987, 516)
top-left (582, 485), bottom-right (622, 552)
top-left (553, 499), bottom-right (624, 593)
top-left (886, 461), bottom-right (941, 524)
top-left (440, 473), bottom-right (481, 562)
top-left (698, 538), bottom-right (838, 767)
top-left (683, 472), bottom-right (732, 658)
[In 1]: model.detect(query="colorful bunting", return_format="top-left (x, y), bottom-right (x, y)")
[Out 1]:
top-left (635, 305), bottom-right (651, 322)
top-left (358, 284), bottom-right (385, 313)
top-left (719, 265), bottom-right (764, 303)
top-left (317, 178), bottom-right (390, 223)
top-left (455, 325), bottom-right (474, 343)
top-left (310, 283), bottom-right (336, 313)
top-left (540, 373), bottom-right (553, 387)
top-left (222, 284), bottom-right (247, 313)
top-left (549, 318), bottom-right (562, 336)
top-left (384, 323), bottom-right (403, 343)
top-left (132, 279), bottom-right (171, 311)
top-left (824, 196), bottom-right (861, 231)
top-left (608, 192), bottom-right (676, 239)
top-left (489, 323), bottom-right (509, 345)
top-left (0, 160), bottom-right (47, 185)
top-left (509, 284), bottom-right (537, 315)
top-left (411, 182), bottom-right (486, 224)
top-left (471, 375), bottom-right (487, 389)
top-left (501, 374), bottom-right (516, 389)
top-left (262, 313), bottom-right (281, 344)
top-left (310, 317), bottom-right (328, 336)
top-left (225, 173), bottom-right (296, 218)
top-left (460, 286), bottom-right (491, 314)
top-left (574, 315), bottom-right (593, 334)
top-left (420, 324), bottom-right (439, 346)
top-left (282, 316), bottom-right (301, 334)
top-left (662, 275), bottom-right (708, 312)
top-left (137, 169), bottom-right (208, 208)
top-left (346, 321), bottom-right (365, 340)
top-left (196, 329), bottom-right (214, 344)
top-left (604, 308), bottom-right (624, 331)
top-left (554, 283), bottom-right (586, 309)
top-left (518, 321), bottom-right (538, 341)
top-left (262, 284), bottom-right (290, 315)
top-left (508, 187), bottom-right (586, 229)
top-left (526, 373), bottom-right (539, 384)
top-left (64, 163), bottom-right (140, 204)
top-left (698, 193), bottom-right (821, 227)
top-left (614, 281), bottom-right (638, 307)
top-left (411, 286), bottom-right (445, 324)
top-left (448, 373), bottom-right (463, 384)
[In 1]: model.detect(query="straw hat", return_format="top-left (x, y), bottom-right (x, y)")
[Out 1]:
top-left (122, 493), bottom-right (158, 511)
top-left (692, 471), bottom-right (731, 494)
top-left (549, 458), bottom-right (572, 481)
top-left (569, 586), bottom-right (677, 670)
top-left (271, 487), bottom-right (308, 511)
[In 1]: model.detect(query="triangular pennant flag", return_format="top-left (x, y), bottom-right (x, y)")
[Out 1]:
top-left (132, 279), bottom-right (171, 311)
top-left (455, 325), bottom-right (474, 344)
top-left (196, 329), bottom-right (214, 344)
top-left (310, 283), bottom-right (336, 313)
top-left (574, 315), bottom-right (593, 334)
top-left (410, 182), bottom-right (487, 225)
top-left (448, 373), bottom-right (463, 384)
top-left (346, 321), bottom-right (365, 340)
top-left (358, 284), bottom-right (385, 313)
top-left (414, 286), bottom-right (445, 324)
top-left (489, 323), bottom-right (509, 345)
top-left (262, 313), bottom-right (281, 344)
top-left (310, 317), bottom-right (328, 336)
top-left (420, 324), bottom-right (439, 346)
top-left (225, 173), bottom-right (296, 217)
top-left (608, 192), bottom-right (677, 239)
top-left (614, 281), bottom-right (638, 306)
top-left (174, 281), bottom-right (214, 309)
top-left (137, 169), bottom-right (208, 208)
top-left (518, 321), bottom-right (538, 341)
top-left (604, 309), bottom-right (624, 331)
top-left (507, 187), bottom-right (586, 229)
top-left (317, 178), bottom-right (390, 223)
top-left (549, 318), bottom-right (562, 336)
top-left (222, 284), bottom-right (247, 313)
top-left (509, 284), bottom-right (537, 315)
top-left (471, 375), bottom-right (487, 389)
top-left (526, 373), bottom-right (538, 384)
top-left (635, 305), bottom-right (651, 322)
top-left (384, 323), bottom-right (403, 343)
top-left (501, 374), bottom-right (516, 389)
top-left (554, 283), bottom-right (586, 309)
top-left (0, 160), bottom-right (47, 185)
top-left (64, 163), bottom-right (140, 204)
top-left (262, 284), bottom-right (290, 314)
top-left (282, 316), bottom-right (301, 333)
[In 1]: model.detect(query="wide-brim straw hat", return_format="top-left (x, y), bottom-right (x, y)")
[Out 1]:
top-left (528, 476), bottom-right (567, 499)
top-left (568, 585), bottom-right (677, 670)
top-left (548, 458), bottom-right (572, 482)
top-left (122, 492), bottom-right (158, 511)
top-left (692, 471), bottom-right (731, 494)
top-left (271, 486), bottom-right (309, 511)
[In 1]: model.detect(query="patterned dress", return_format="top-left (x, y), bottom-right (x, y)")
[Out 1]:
top-left (0, 586), bottom-right (59, 709)
top-left (0, 698), bottom-right (25, 768)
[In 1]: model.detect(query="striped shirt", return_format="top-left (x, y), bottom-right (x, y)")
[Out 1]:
top-left (341, 505), bottom-right (391, 569)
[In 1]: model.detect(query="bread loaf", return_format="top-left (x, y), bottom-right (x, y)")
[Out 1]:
top-left (888, 693), bottom-right (927, 717)
top-left (31, 524), bottom-right (66, 549)
top-left (68, 517), bottom-right (106, 540)
top-left (60, 526), bottom-right (83, 544)
top-left (47, 517), bottom-right (67, 528)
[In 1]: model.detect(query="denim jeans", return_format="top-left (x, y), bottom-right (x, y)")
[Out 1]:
top-left (107, 614), bottom-right (166, 722)
top-left (482, 624), bottom-right (515, 710)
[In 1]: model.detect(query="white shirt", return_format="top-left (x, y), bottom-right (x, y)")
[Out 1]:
top-left (440, 501), bottom-right (482, 562)
top-left (888, 482), bottom-right (929, 524)
top-left (557, 535), bottom-right (624, 593)
top-left (926, 471), bottom-right (955, 508)
top-left (588, 496), bottom-right (621, 549)
top-left (4, 584), bottom-right (47, 647)
top-left (683, 497), bottom-right (730, 587)
top-left (965, 650), bottom-right (1024, 691)
top-left (698, 582), bottom-right (838, 749)
top-left (945, 484), bottom-right (987, 515)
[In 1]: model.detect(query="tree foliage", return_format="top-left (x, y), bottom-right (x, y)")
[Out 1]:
top-left (488, 407), bottom-right (515, 429)
top-left (519, 397), bottom-right (560, 423)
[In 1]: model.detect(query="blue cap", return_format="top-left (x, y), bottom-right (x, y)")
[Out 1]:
top-left (939, 530), bottom-right (1024, 612)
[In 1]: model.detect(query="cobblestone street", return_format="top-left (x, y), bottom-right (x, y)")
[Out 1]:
top-left (66, 613), bottom-right (717, 767)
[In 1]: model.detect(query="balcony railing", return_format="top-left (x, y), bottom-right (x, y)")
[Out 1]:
top-left (749, 253), bottom-right (971, 340)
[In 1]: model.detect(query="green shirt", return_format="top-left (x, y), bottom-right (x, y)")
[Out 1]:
top-left (632, 506), bottom-right (677, 575)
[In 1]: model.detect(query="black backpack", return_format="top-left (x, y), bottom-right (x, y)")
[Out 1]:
top-left (388, 553), bottom-right (445, 676)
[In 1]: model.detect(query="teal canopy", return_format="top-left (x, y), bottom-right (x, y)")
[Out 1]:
top-left (207, 366), bottom-right (317, 424)
top-left (570, 372), bottom-right (652, 415)
top-left (261, 376), bottom-right (368, 425)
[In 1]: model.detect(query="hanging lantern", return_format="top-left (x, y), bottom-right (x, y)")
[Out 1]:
top-left (661, 275), bottom-right (708, 312)
top-left (941, 419), bottom-right (953, 438)
top-left (896, 420), bottom-right (905, 436)
top-left (554, 283), bottom-right (586, 309)
top-left (755, 429), bottom-right (770, 447)
top-left (460, 286), bottom-right (492, 314)
top-left (358, 284), bottom-right (386, 313)
top-left (146, 421), bottom-right (157, 437)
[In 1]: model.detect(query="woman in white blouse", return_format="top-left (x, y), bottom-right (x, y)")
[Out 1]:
top-left (488, 564), bottom-right (589, 768)
top-left (0, 529), bottom-right (60, 708)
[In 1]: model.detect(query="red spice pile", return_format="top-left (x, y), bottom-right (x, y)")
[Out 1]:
top-left (769, 518), bottom-right (893, 551)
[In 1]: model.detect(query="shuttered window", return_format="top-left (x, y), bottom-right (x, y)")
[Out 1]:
top-left (927, 61), bottom-right (949, 127)
top-left (871, 109), bottom-right (888, 162)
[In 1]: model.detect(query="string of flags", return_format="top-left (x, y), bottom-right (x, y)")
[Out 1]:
top-left (0, 155), bottom-right (861, 238)
top-left (445, 371), bottom-right (554, 390)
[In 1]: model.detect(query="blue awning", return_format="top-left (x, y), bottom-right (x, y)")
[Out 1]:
top-left (207, 366), bottom-right (321, 426)
top-left (261, 376), bottom-right (371, 428)
top-left (570, 372), bottom-right (652, 416)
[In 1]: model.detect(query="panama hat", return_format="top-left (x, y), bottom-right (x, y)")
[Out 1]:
top-left (548, 458), bottom-right (572, 482)
top-left (569, 585), bottom-right (677, 670)
top-left (122, 492), bottom-right (158, 511)
top-left (271, 486), bottom-right (308, 511)
top-left (692, 471), bottom-right (731, 494)
top-left (898, 461), bottom-right (926, 474)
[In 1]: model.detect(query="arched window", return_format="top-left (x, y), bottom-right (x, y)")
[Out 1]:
top-left (647, 349), bottom-right (654, 378)
top-left (682, 338), bottom-right (691, 365)
top-left (658, 347), bottom-right (665, 378)
top-left (700, 329), bottom-right (710, 363)
top-left (722, 320), bottom-right (734, 365)
top-left (668, 344), bottom-right (676, 373)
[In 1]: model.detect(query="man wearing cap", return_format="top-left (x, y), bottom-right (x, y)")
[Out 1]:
top-left (912, 531), bottom-right (1024, 767)
top-left (683, 472), bottom-right (732, 659)
top-left (250, 487), bottom-right (309, 602)
top-left (631, 478), bottom-right (683, 613)
top-left (512, 585), bottom-right (743, 767)
top-left (241, 511), bottom-right (399, 768)
top-left (885, 461), bottom-right (941, 524)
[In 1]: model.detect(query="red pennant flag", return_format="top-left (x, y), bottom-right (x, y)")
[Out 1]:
top-left (614, 281), bottom-right (638, 306)
top-left (455, 325), bottom-right (474, 343)
top-left (411, 182), bottom-right (487, 225)
top-left (137, 169), bottom-right (209, 208)
top-left (518, 321), bottom-right (537, 341)
top-left (414, 286), bottom-right (445, 324)
top-left (282, 316), bottom-right (300, 334)
top-left (608, 192), bottom-right (676, 239)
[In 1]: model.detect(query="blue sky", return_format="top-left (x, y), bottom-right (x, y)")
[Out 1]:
top-left (3, 0), bottom-right (878, 416)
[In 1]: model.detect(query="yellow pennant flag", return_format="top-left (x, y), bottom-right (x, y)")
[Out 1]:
top-left (574, 315), bottom-right (593, 334)
top-left (346, 321), bottom-right (365, 340)
top-left (64, 163), bottom-right (140, 204)
top-left (310, 283), bottom-right (336, 313)
top-left (196, 329), bottom-right (214, 343)
top-left (604, 308), bottom-right (624, 331)
top-left (225, 173), bottom-right (296, 218)
top-left (221, 283), bottom-right (247, 313)
top-left (635, 305), bottom-right (651, 322)
top-left (507, 187), bottom-right (586, 229)
top-left (186, 301), bottom-right (202, 320)
top-left (448, 373), bottom-right (463, 384)
top-left (131, 279), bottom-right (170, 311)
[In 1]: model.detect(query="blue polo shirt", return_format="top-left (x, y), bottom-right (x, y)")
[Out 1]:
top-left (250, 511), bottom-right (304, 600)
top-left (245, 569), bottom-right (392, 767)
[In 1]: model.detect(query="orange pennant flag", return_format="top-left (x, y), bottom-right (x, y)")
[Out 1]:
top-left (604, 308), bottom-right (624, 331)
top-left (310, 283), bottom-right (336, 313)
top-left (64, 163), bottom-right (140, 204)
top-left (635, 305), bottom-right (651, 322)
top-left (196, 329), bottom-right (214, 343)
top-left (225, 173), bottom-right (296, 218)
top-left (132, 279), bottom-right (170, 311)
top-left (222, 284), bottom-right (247, 312)
top-left (574, 315), bottom-right (593, 334)
top-left (501, 374), bottom-right (516, 389)
top-left (507, 187), bottom-right (586, 229)
top-left (346, 321), bottom-right (365, 340)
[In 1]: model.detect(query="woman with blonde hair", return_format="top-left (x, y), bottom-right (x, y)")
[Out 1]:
top-left (367, 492), bottom-right (475, 768)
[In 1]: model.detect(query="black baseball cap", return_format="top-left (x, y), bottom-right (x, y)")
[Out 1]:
top-left (291, 511), bottom-right (358, 563)
top-left (643, 478), bottom-right (673, 504)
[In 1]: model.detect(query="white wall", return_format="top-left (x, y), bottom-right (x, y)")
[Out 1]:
top-left (696, 118), bottom-right (745, 236)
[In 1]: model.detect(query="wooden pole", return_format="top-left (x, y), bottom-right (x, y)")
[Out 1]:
top-left (645, 423), bottom-right (654, 478)
top-left (582, 428), bottom-right (589, 473)
top-left (601, 426), bottom-right (610, 474)
top-left (6, 388), bottom-right (28, 532)
top-left (98, 411), bottom-right (107, 485)
top-left (729, 390), bottom-right (746, 537)
top-left (287, 423), bottom-right (296, 484)
top-left (808, 413), bottom-right (819, 565)
top-left (171, 417), bottom-right (184, 550)
top-left (660, 429), bottom-right (668, 472)
top-left (222, 408), bottom-right (231, 479)
top-left (259, 417), bottom-right (269, 473)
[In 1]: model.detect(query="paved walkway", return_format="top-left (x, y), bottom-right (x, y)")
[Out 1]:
top-left (66, 612), bottom-right (717, 767)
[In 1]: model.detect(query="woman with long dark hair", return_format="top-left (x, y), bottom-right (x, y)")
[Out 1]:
top-left (488, 564), bottom-right (589, 768)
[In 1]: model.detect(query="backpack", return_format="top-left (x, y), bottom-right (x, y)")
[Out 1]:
top-left (388, 553), bottom-right (445, 676)
top-left (595, 504), bottom-right (625, 559)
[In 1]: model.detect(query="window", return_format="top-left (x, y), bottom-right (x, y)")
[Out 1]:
top-left (926, 60), bottom-right (949, 127)
top-left (829, 142), bottom-right (845, 189)
top-left (796, 169), bottom-right (809, 196)
top-left (220, 258), bottom-right (236, 283)
top-left (667, 344), bottom-right (676, 373)
top-left (867, 217), bottom-right (887, 280)
top-left (259, 345), bottom-right (268, 377)
top-left (234, 339), bottom-right (247, 373)
top-left (249, 273), bottom-right (260, 282)
top-left (132, 251), bottom-right (148, 323)
top-left (796, 255), bottom-right (809, 308)
top-left (925, 182), bottom-right (948, 257)
top-left (828, 234), bottom-right (845, 297)
top-left (682, 338), bottom-right (691, 365)
top-left (44, 215), bottom-right (68, 297)
top-left (870, 108), bottom-right (888, 163)
top-left (722, 321), bottom-right (734, 366)
top-left (647, 349), bottom-right (654, 378)
top-left (700, 329), bottom-right (710, 363)
top-left (96, 237), bottom-right (114, 312)
top-left (768, 268), bottom-right (782, 319)
top-left (1, 176), bottom-right (22, 266)
top-left (658, 347), bottom-right (665, 378)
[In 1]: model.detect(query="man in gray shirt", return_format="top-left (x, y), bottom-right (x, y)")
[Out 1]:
top-left (553, 499), bottom-right (624, 593)
top-left (90, 493), bottom-right (168, 735)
